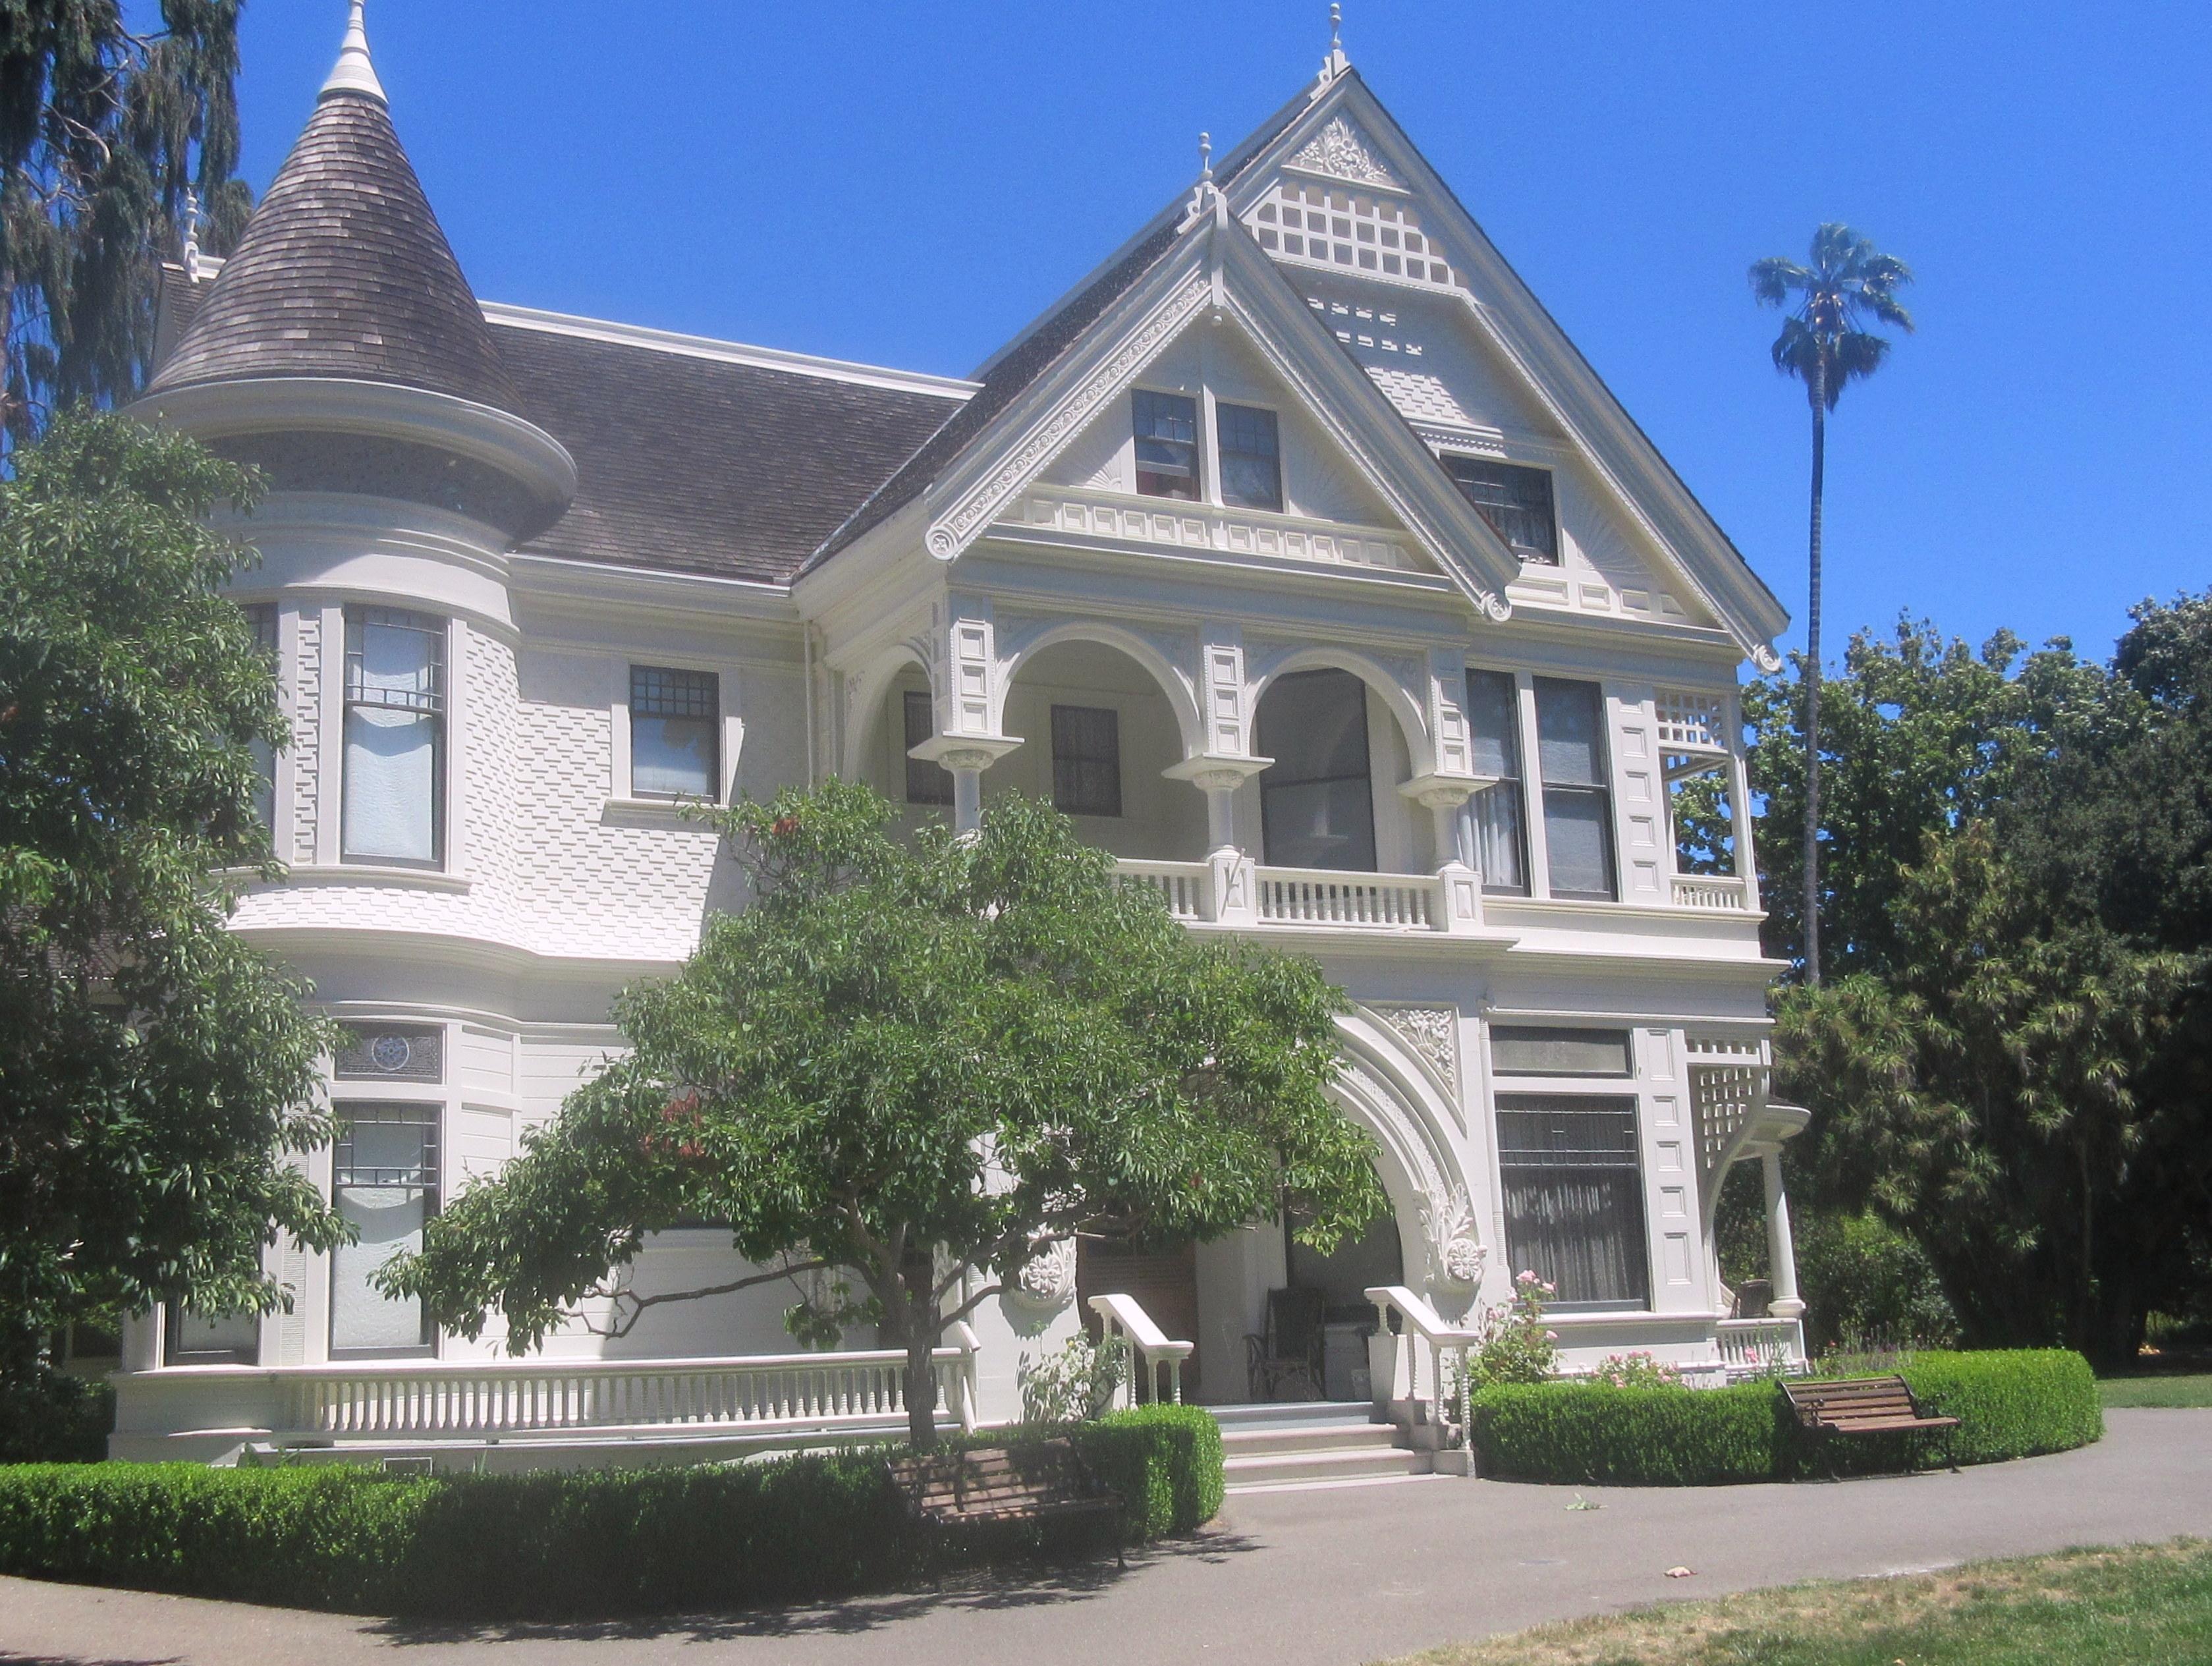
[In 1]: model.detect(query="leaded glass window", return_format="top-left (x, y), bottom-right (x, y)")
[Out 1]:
top-left (630, 665), bottom-right (719, 799)
top-left (342, 608), bottom-right (444, 866)
top-left (330, 1105), bottom-right (439, 1358)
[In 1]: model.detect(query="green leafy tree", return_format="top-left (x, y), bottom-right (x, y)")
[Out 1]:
top-left (3, 1), bottom-right (252, 446)
top-left (1750, 225), bottom-right (1914, 982)
top-left (384, 781), bottom-right (1385, 1449)
top-left (0, 412), bottom-right (343, 1385)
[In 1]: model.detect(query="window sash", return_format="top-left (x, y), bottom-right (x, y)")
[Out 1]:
top-left (331, 1105), bottom-right (439, 1358)
top-left (1464, 669), bottom-right (1528, 895)
top-left (1216, 403), bottom-right (1283, 512)
top-left (902, 690), bottom-right (953, 806)
top-left (1444, 455), bottom-right (1557, 563)
top-left (630, 666), bottom-right (720, 800)
top-left (1495, 1094), bottom-right (1647, 1310)
top-left (1534, 678), bottom-right (1615, 901)
top-left (1050, 704), bottom-right (1122, 818)
top-left (343, 609), bottom-right (444, 866)
top-left (1133, 390), bottom-right (1200, 500)
top-left (165, 1305), bottom-right (260, 1367)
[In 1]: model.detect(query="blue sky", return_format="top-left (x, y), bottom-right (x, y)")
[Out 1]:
top-left (227, 3), bottom-right (2210, 667)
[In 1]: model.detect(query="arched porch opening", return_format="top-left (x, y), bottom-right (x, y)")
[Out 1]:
top-left (843, 650), bottom-right (953, 825)
top-left (1248, 653), bottom-right (1434, 875)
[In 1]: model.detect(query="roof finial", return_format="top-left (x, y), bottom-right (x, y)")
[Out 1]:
top-left (181, 187), bottom-right (204, 281)
top-left (1198, 130), bottom-right (1214, 186)
top-left (1318, 2), bottom-right (1350, 88)
top-left (321, 0), bottom-right (387, 105)
top-left (1184, 130), bottom-right (1220, 225)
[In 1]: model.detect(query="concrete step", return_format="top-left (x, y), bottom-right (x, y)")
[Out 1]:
top-left (1221, 1422), bottom-right (1399, 1456)
top-left (1223, 1443), bottom-right (1429, 1489)
top-left (1209, 1400), bottom-right (1374, 1430)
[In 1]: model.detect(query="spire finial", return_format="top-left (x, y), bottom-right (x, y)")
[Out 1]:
top-left (1318, 2), bottom-right (1350, 87)
top-left (1183, 130), bottom-right (1221, 227)
top-left (1198, 131), bottom-right (1213, 185)
top-left (321, 0), bottom-right (387, 104)
top-left (182, 186), bottom-right (204, 281)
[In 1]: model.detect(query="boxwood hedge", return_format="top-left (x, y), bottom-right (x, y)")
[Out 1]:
top-left (0, 1403), bottom-right (1222, 1619)
top-left (1470, 1349), bottom-right (2102, 1486)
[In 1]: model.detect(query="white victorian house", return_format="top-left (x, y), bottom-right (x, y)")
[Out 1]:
top-left (112, 9), bottom-right (1811, 1478)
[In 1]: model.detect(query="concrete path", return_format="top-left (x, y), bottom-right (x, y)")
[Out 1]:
top-left (5, 1408), bottom-right (2209, 1666)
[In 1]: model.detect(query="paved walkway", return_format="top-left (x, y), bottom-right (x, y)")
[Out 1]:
top-left (5, 1409), bottom-right (2209, 1666)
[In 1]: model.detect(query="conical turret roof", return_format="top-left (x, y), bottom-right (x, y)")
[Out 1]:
top-left (147, 22), bottom-right (518, 412)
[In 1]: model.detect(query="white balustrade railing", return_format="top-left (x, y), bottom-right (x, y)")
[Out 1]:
top-left (1671, 874), bottom-right (1751, 911)
top-left (1088, 1292), bottom-right (1196, 1406)
top-left (260, 1336), bottom-right (979, 1443)
top-left (1009, 485), bottom-right (1422, 572)
top-left (1113, 859), bottom-right (1210, 921)
top-left (1715, 1316), bottom-right (1806, 1377)
top-left (1366, 1284), bottom-right (1478, 1464)
top-left (1256, 867), bottom-right (1439, 930)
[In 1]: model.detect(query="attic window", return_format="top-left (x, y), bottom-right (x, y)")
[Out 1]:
top-left (1216, 403), bottom-right (1283, 512)
top-left (1133, 390), bottom-right (1200, 501)
top-left (1443, 455), bottom-right (1558, 565)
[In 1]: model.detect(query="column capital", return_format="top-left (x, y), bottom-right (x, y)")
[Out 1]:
top-left (1398, 771), bottom-right (1492, 812)
top-left (908, 733), bottom-right (1022, 773)
top-left (1163, 752), bottom-right (1273, 792)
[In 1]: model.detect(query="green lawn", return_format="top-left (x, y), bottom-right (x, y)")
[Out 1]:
top-left (2099, 1372), bottom-right (2212, 1408)
top-left (1385, 1540), bottom-right (2212, 1665)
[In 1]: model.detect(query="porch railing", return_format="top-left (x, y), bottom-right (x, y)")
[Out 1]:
top-left (1256, 867), bottom-right (1439, 930)
top-left (1113, 859), bottom-right (1210, 921)
top-left (1366, 1284), bottom-right (1478, 1464)
top-left (1088, 1292), bottom-right (1194, 1406)
top-left (244, 1335), bottom-right (981, 1443)
top-left (1715, 1316), bottom-right (1806, 1377)
top-left (1671, 874), bottom-right (1751, 911)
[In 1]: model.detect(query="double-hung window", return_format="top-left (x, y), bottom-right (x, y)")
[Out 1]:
top-left (329, 1103), bottom-right (439, 1358)
top-left (1493, 1093), bottom-right (1650, 1310)
top-left (1133, 389), bottom-right (1200, 500)
top-left (243, 602), bottom-right (279, 837)
top-left (342, 607), bottom-right (444, 866)
top-left (1257, 667), bottom-right (1377, 872)
top-left (1216, 403), bottom-right (1283, 512)
top-left (902, 690), bottom-right (953, 806)
top-left (164, 1306), bottom-right (259, 1367)
top-left (1443, 455), bottom-right (1558, 564)
top-left (630, 665), bottom-right (719, 799)
top-left (1464, 668), bottom-right (1528, 895)
top-left (1051, 704), bottom-right (1122, 818)
top-left (1533, 677), bottom-right (1616, 901)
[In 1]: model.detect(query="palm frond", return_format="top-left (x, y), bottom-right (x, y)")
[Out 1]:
top-left (1748, 256), bottom-right (1808, 307)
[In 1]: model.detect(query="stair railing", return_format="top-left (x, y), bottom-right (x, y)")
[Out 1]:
top-left (1088, 1292), bottom-right (1196, 1406)
top-left (1365, 1284), bottom-right (1479, 1451)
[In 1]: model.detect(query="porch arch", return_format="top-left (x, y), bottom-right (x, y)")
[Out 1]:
top-left (838, 644), bottom-right (935, 782)
top-left (1248, 647), bottom-right (1435, 777)
top-left (995, 621), bottom-right (1205, 758)
top-left (1328, 1007), bottom-right (1483, 1312)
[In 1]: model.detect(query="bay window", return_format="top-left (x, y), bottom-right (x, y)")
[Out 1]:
top-left (342, 607), bottom-right (445, 866)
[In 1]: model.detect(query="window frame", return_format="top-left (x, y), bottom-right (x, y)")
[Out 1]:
top-left (328, 1101), bottom-right (442, 1361)
top-left (340, 605), bottom-right (447, 870)
top-left (1132, 387), bottom-right (1202, 501)
top-left (1532, 676), bottom-right (1618, 902)
top-left (1463, 665), bottom-right (1530, 897)
top-left (163, 1304), bottom-right (260, 1368)
top-left (1491, 1090), bottom-right (1651, 1313)
top-left (1049, 702), bottom-right (1123, 818)
top-left (1215, 401), bottom-right (1284, 513)
top-left (627, 663), bottom-right (723, 802)
top-left (1442, 453), bottom-right (1559, 565)
top-left (242, 601), bottom-right (279, 841)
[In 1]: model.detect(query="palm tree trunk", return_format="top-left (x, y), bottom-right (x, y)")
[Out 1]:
top-left (1802, 357), bottom-right (1827, 986)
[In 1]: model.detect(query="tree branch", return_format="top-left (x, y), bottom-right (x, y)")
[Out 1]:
top-left (582, 1258), bottom-right (835, 1340)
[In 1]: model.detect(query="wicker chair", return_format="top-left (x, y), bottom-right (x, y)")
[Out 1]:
top-left (1244, 1286), bottom-right (1328, 1401)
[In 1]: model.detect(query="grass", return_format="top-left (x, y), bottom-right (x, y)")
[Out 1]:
top-left (1383, 1540), bottom-right (2212, 1665)
top-left (2099, 1372), bottom-right (2212, 1408)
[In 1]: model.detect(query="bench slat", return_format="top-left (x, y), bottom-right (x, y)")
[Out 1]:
top-left (1784, 1374), bottom-right (1957, 1439)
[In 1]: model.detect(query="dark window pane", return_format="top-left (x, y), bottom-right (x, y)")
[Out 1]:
top-left (630, 665), bottom-right (719, 798)
top-left (1464, 669), bottom-right (1527, 895)
top-left (1491, 1026), bottom-right (1632, 1077)
top-left (1534, 678), bottom-right (1615, 900)
top-left (1495, 1094), bottom-right (1647, 1308)
top-left (165, 1306), bottom-right (259, 1367)
top-left (1051, 704), bottom-right (1121, 818)
top-left (1534, 678), bottom-right (1605, 787)
top-left (1257, 669), bottom-right (1376, 872)
top-left (1443, 455), bottom-right (1557, 563)
top-left (1217, 403), bottom-right (1282, 512)
top-left (1543, 788), bottom-right (1617, 900)
top-left (902, 690), bottom-right (953, 806)
top-left (1134, 389), bottom-right (1200, 500)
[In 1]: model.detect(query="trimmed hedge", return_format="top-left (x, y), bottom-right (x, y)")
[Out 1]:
top-left (1470, 1349), bottom-right (2102, 1486)
top-left (0, 1370), bottom-right (113, 1465)
top-left (0, 1405), bottom-right (1224, 1619)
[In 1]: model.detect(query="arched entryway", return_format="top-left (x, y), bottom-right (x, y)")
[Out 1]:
top-left (1250, 658), bottom-right (1433, 875)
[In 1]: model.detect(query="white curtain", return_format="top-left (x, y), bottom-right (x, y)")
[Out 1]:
top-left (343, 618), bottom-right (439, 863)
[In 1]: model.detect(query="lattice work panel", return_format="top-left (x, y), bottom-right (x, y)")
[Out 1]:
top-left (1656, 688), bottom-right (1727, 754)
top-left (1688, 1038), bottom-right (1765, 1175)
top-left (1246, 180), bottom-right (1466, 291)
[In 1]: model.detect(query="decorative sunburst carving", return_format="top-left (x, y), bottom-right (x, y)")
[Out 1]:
top-left (1288, 117), bottom-right (1399, 188)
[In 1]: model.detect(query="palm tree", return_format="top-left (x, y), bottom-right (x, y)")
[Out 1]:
top-left (1751, 225), bottom-right (1914, 984)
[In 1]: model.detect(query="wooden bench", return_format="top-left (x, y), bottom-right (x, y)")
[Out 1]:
top-left (1784, 1375), bottom-right (1959, 1474)
top-left (888, 1438), bottom-right (1126, 1567)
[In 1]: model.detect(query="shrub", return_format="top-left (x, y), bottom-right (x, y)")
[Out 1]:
top-left (1020, 1333), bottom-right (1130, 1427)
top-left (1464, 1271), bottom-right (1560, 1389)
top-left (0, 1369), bottom-right (113, 1465)
top-left (1586, 1352), bottom-right (1682, 1389)
top-left (0, 1409), bottom-right (1226, 1618)
top-left (1470, 1349), bottom-right (2101, 1486)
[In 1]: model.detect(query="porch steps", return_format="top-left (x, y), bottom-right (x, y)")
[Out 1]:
top-left (1215, 1401), bottom-right (1431, 1491)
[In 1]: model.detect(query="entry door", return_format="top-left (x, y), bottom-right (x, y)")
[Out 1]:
top-left (1078, 1239), bottom-right (1201, 1398)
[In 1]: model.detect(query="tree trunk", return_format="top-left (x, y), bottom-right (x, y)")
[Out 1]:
top-left (904, 1334), bottom-right (942, 1452)
top-left (1802, 358), bottom-right (1827, 986)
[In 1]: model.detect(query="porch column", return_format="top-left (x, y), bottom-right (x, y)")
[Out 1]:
top-left (1761, 1151), bottom-right (1806, 1319)
top-left (1163, 754), bottom-right (1269, 924)
top-left (910, 735), bottom-right (1022, 835)
top-left (1398, 773), bottom-right (1487, 933)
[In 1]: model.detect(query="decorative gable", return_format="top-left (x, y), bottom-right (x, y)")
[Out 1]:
top-left (1287, 115), bottom-right (1400, 188)
top-left (1243, 112), bottom-right (1466, 298)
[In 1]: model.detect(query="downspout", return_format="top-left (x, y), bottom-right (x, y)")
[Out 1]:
top-left (802, 620), bottom-right (817, 786)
